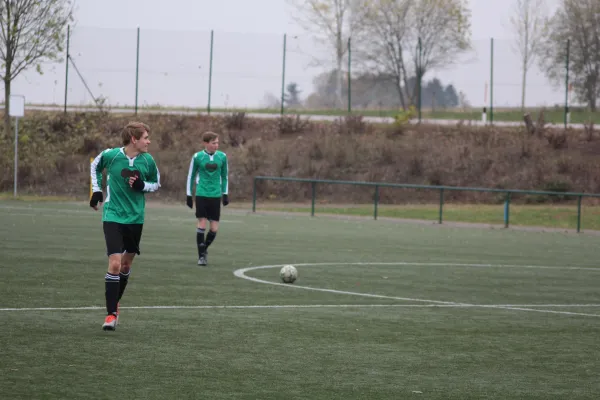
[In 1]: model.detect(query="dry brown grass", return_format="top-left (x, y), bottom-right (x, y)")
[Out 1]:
top-left (1, 110), bottom-right (599, 204)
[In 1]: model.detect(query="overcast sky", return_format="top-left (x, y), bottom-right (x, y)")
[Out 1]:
top-left (11, 0), bottom-right (566, 109)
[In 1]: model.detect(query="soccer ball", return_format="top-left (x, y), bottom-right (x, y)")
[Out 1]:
top-left (279, 265), bottom-right (298, 284)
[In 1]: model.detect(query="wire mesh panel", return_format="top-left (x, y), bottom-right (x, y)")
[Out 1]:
top-left (284, 34), bottom-right (341, 112)
top-left (137, 28), bottom-right (211, 110)
top-left (10, 59), bottom-right (64, 106)
top-left (67, 26), bottom-right (137, 107)
top-left (209, 31), bottom-right (281, 110)
top-left (5, 26), bottom-right (575, 119)
top-left (493, 39), bottom-right (564, 111)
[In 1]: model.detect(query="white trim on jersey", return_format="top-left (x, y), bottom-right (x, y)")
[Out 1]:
top-left (186, 155), bottom-right (197, 196)
top-left (143, 166), bottom-right (161, 192)
top-left (222, 152), bottom-right (229, 195)
top-left (221, 180), bottom-right (228, 195)
top-left (90, 152), bottom-right (104, 192)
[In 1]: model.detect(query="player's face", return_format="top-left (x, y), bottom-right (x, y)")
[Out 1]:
top-left (205, 138), bottom-right (219, 153)
top-left (133, 131), bottom-right (151, 153)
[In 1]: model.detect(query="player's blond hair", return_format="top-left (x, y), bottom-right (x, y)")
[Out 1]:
top-left (122, 122), bottom-right (150, 145)
top-left (202, 131), bottom-right (219, 143)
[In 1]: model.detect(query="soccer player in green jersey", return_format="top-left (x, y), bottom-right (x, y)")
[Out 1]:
top-left (89, 122), bottom-right (161, 331)
top-left (186, 131), bottom-right (229, 266)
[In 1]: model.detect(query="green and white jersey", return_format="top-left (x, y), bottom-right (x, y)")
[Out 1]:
top-left (91, 148), bottom-right (160, 224)
top-left (186, 150), bottom-right (228, 198)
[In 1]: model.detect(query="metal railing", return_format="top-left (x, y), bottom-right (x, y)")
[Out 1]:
top-left (252, 176), bottom-right (600, 232)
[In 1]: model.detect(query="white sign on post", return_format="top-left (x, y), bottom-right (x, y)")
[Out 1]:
top-left (10, 94), bottom-right (25, 117)
top-left (10, 94), bottom-right (25, 197)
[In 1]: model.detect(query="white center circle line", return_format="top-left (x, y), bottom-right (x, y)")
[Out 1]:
top-left (233, 262), bottom-right (600, 318)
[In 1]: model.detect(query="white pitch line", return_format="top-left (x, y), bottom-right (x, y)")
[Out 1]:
top-left (233, 262), bottom-right (600, 318)
top-left (478, 305), bottom-right (600, 317)
top-left (1, 304), bottom-right (600, 312)
top-left (0, 207), bottom-right (241, 223)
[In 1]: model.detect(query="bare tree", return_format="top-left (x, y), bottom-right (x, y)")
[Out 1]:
top-left (539, 0), bottom-right (600, 111)
top-left (358, 0), bottom-right (412, 109)
top-left (509, 0), bottom-right (547, 111)
top-left (286, 0), bottom-right (366, 108)
top-left (0, 0), bottom-right (73, 135)
top-left (407, 0), bottom-right (471, 105)
top-left (357, 0), bottom-right (471, 108)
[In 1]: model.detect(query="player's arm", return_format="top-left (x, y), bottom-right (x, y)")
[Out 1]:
top-left (221, 153), bottom-right (229, 206)
top-left (141, 157), bottom-right (161, 192)
top-left (185, 154), bottom-right (199, 208)
top-left (89, 150), bottom-right (107, 209)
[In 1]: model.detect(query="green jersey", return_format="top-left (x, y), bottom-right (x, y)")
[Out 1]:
top-left (187, 150), bottom-right (228, 198)
top-left (91, 148), bottom-right (160, 224)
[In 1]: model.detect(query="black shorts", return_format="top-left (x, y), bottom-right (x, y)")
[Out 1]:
top-left (195, 196), bottom-right (221, 221)
top-left (103, 222), bottom-right (144, 256)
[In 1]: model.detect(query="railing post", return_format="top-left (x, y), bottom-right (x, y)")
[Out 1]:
top-left (438, 188), bottom-right (444, 224)
top-left (311, 181), bottom-right (316, 216)
top-left (373, 184), bottom-right (379, 220)
top-left (504, 192), bottom-right (511, 228)
top-left (577, 195), bottom-right (582, 233)
top-left (252, 177), bottom-right (257, 212)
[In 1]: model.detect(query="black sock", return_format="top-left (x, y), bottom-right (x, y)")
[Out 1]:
top-left (118, 271), bottom-right (130, 301)
top-left (206, 230), bottom-right (217, 249)
top-left (105, 273), bottom-right (120, 315)
top-left (197, 228), bottom-right (206, 257)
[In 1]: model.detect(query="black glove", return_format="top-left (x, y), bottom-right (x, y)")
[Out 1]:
top-left (131, 177), bottom-right (145, 192)
top-left (90, 191), bottom-right (103, 208)
top-left (186, 196), bottom-right (193, 209)
top-left (222, 194), bottom-right (229, 206)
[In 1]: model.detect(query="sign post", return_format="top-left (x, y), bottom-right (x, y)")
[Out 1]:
top-left (10, 94), bottom-right (25, 197)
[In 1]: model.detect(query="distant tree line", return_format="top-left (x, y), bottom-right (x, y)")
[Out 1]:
top-left (283, 0), bottom-right (600, 111)
top-left (263, 73), bottom-right (459, 111)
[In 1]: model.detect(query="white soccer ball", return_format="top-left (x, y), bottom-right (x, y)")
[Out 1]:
top-left (280, 265), bottom-right (298, 284)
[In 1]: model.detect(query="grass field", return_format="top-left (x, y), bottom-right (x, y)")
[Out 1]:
top-left (1, 200), bottom-right (599, 399)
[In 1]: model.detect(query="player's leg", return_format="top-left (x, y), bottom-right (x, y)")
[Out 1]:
top-left (203, 197), bottom-right (222, 263)
top-left (197, 218), bottom-right (208, 266)
top-left (117, 224), bottom-right (143, 321)
top-left (102, 222), bottom-right (123, 331)
top-left (119, 224), bottom-right (142, 301)
top-left (195, 196), bottom-right (208, 265)
top-left (205, 220), bottom-right (219, 249)
top-left (118, 252), bottom-right (135, 302)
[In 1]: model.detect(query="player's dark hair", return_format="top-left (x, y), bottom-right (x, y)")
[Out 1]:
top-left (122, 122), bottom-right (150, 145)
top-left (202, 131), bottom-right (219, 143)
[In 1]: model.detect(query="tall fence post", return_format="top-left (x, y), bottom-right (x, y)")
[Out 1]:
top-left (64, 25), bottom-right (70, 113)
top-left (280, 33), bottom-right (287, 115)
top-left (135, 27), bottom-right (140, 115)
top-left (13, 115), bottom-right (18, 197)
top-left (208, 30), bottom-right (214, 114)
top-left (373, 184), bottom-right (379, 220)
top-left (418, 37), bottom-right (422, 123)
top-left (347, 37), bottom-right (352, 114)
top-left (438, 188), bottom-right (444, 224)
top-left (490, 37), bottom-right (494, 124)
top-left (564, 39), bottom-right (570, 128)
